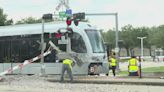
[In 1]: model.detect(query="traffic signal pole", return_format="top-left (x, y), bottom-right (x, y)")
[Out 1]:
top-left (53, 12), bottom-right (120, 69)
top-left (40, 14), bottom-right (53, 76)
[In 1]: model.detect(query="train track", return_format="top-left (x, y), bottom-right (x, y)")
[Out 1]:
top-left (47, 75), bottom-right (164, 86)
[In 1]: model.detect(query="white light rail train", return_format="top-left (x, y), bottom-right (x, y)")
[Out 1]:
top-left (0, 22), bottom-right (109, 75)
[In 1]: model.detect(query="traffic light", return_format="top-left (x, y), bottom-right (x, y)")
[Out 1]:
top-left (54, 33), bottom-right (62, 38)
top-left (74, 19), bottom-right (79, 26)
top-left (66, 17), bottom-right (72, 26)
top-left (66, 12), bottom-right (85, 26)
top-left (73, 12), bottom-right (85, 20)
top-left (53, 28), bottom-right (73, 38)
top-left (42, 13), bottom-right (53, 20)
top-left (54, 30), bottom-right (62, 38)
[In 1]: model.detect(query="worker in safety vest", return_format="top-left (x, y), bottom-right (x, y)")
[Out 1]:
top-left (109, 55), bottom-right (117, 77)
top-left (60, 58), bottom-right (75, 82)
top-left (128, 56), bottom-right (140, 76)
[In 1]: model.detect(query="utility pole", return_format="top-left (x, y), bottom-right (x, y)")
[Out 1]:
top-left (115, 13), bottom-right (119, 70)
top-left (137, 37), bottom-right (147, 62)
top-left (40, 18), bottom-right (46, 76)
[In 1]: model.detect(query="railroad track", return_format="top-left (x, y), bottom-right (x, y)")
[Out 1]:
top-left (46, 76), bottom-right (164, 86)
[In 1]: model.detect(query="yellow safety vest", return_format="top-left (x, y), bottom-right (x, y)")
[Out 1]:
top-left (63, 59), bottom-right (73, 70)
top-left (110, 58), bottom-right (117, 66)
top-left (129, 58), bottom-right (139, 72)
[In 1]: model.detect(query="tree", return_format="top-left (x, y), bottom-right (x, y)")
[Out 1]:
top-left (103, 23), bottom-right (164, 57)
top-left (153, 25), bottom-right (164, 49)
top-left (120, 24), bottom-right (135, 56)
top-left (0, 8), bottom-right (7, 26)
top-left (16, 17), bottom-right (41, 24)
top-left (15, 17), bottom-right (54, 24)
top-left (0, 8), bottom-right (13, 26)
top-left (102, 29), bottom-right (115, 49)
top-left (5, 19), bottom-right (13, 25)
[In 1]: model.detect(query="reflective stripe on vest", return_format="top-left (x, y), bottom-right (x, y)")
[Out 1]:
top-left (63, 59), bottom-right (73, 70)
top-left (129, 58), bottom-right (138, 72)
top-left (111, 58), bottom-right (117, 66)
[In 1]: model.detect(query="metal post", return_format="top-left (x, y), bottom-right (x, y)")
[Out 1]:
top-left (141, 38), bottom-right (143, 59)
top-left (138, 56), bottom-right (142, 78)
top-left (66, 31), bottom-right (71, 53)
top-left (137, 37), bottom-right (146, 62)
top-left (137, 37), bottom-right (146, 78)
top-left (40, 19), bottom-right (46, 76)
top-left (115, 13), bottom-right (119, 70)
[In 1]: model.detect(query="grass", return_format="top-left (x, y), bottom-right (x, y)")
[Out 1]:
top-left (119, 59), bottom-right (129, 62)
top-left (119, 66), bottom-right (164, 75)
top-left (141, 66), bottom-right (164, 72)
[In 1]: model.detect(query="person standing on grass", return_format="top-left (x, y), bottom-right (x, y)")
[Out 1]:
top-left (109, 54), bottom-right (117, 77)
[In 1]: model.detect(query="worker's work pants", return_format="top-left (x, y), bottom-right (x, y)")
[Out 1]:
top-left (129, 71), bottom-right (138, 76)
top-left (60, 64), bottom-right (73, 82)
top-left (111, 66), bottom-right (116, 76)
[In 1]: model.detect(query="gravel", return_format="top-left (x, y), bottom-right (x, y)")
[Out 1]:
top-left (0, 75), bottom-right (164, 92)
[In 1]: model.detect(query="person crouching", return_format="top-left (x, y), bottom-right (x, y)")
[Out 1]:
top-left (128, 56), bottom-right (140, 76)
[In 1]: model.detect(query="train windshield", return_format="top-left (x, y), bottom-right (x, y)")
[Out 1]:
top-left (85, 29), bottom-right (105, 53)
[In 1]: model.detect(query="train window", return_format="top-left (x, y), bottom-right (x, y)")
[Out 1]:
top-left (71, 33), bottom-right (87, 53)
top-left (0, 40), bottom-right (5, 63)
top-left (11, 40), bottom-right (21, 63)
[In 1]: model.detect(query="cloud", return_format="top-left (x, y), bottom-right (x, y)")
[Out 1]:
top-left (1, 0), bottom-right (164, 28)
top-left (70, 0), bottom-right (92, 12)
top-left (0, 0), bottom-right (58, 21)
top-left (102, 0), bottom-right (164, 27)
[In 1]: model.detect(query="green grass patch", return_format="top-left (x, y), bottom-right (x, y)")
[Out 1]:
top-left (118, 71), bottom-right (128, 75)
top-left (119, 59), bottom-right (129, 62)
top-left (142, 66), bottom-right (164, 72)
top-left (119, 66), bottom-right (164, 75)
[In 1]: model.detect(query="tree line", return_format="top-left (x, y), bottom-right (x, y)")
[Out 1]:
top-left (0, 8), bottom-right (54, 26)
top-left (102, 24), bottom-right (164, 56)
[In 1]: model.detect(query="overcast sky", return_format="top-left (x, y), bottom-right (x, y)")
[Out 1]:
top-left (0, 0), bottom-right (164, 30)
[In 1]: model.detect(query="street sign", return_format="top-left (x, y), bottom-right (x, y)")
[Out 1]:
top-left (66, 9), bottom-right (72, 17)
top-left (59, 11), bottom-right (66, 18)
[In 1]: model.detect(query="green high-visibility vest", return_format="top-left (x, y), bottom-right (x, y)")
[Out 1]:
top-left (63, 59), bottom-right (73, 70)
top-left (110, 58), bottom-right (117, 66)
top-left (129, 58), bottom-right (139, 72)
